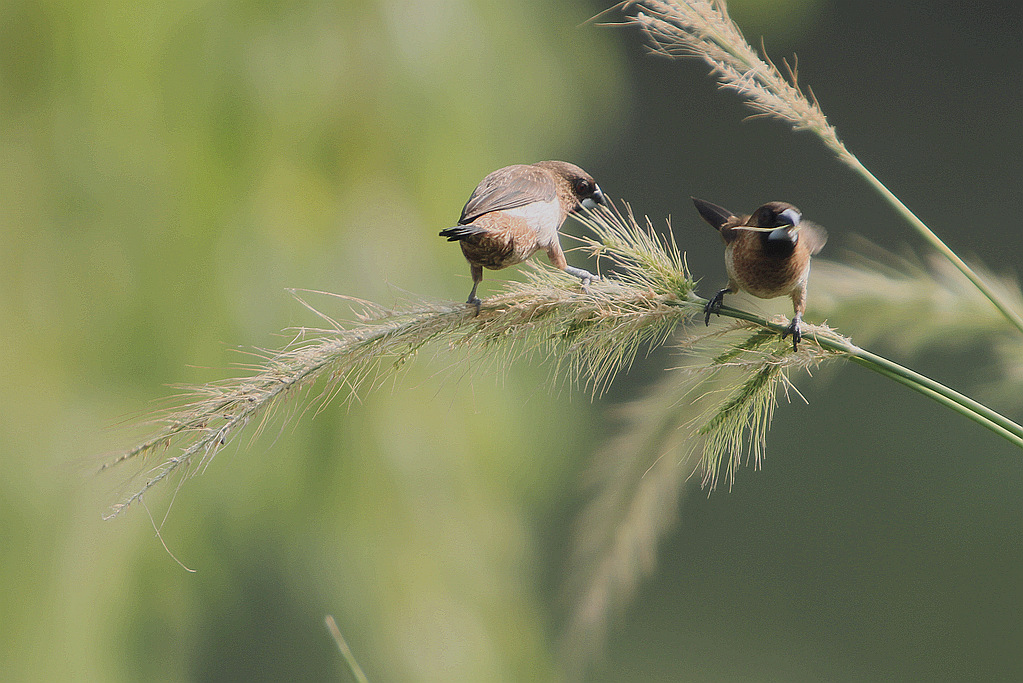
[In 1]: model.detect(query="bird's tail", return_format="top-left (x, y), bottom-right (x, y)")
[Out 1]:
top-left (691, 197), bottom-right (736, 230)
top-left (438, 225), bottom-right (485, 241)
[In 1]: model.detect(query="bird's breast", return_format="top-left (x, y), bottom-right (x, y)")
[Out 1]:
top-left (725, 232), bottom-right (810, 299)
top-left (500, 199), bottom-right (563, 247)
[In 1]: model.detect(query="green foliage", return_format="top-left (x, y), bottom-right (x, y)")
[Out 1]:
top-left (101, 203), bottom-right (701, 515)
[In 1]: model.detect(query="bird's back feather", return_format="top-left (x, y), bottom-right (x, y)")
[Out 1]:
top-left (459, 165), bottom-right (556, 224)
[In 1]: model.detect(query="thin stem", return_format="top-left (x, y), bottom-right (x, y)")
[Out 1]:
top-left (836, 152), bottom-right (1023, 335)
top-left (325, 615), bottom-right (370, 683)
top-left (821, 333), bottom-right (1023, 447)
top-left (687, 296), bottom-right (1023, 449)
top-left (622, 1), bottom-right (1023, 335)
top-left (842, 353), bottom-right (1023, 446)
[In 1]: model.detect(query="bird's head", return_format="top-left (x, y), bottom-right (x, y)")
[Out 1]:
top-left (749, 201), bottom-right (801, 229)
top-left (537, 161), bottom-right (606, 213)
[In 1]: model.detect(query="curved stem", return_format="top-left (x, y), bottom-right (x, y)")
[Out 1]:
top-left (688, 297), bottom-right (1023, 449)
top-left (820, 333), bottom-right (1023, 448)
top-left (834, 153), bottom-right (1023, 336)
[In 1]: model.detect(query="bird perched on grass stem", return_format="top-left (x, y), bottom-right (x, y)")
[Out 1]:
top-left (440, 161), bottom-right (605, 309)
top-left (693, 197), bottom-right (827, 351)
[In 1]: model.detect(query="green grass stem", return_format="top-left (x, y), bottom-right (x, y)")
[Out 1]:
top-left (688, 296), bottom-right (1023, 449)
top-left (835, 153), bottom-right (1023, 335)
top-left (624, 0), bottom-right (1023, 335)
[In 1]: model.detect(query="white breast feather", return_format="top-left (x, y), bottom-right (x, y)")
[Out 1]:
top-left (503, 200), bottom-right (562, 247)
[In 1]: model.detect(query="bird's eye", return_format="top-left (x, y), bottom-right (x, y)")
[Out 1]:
top-left (574, 179), bottom-right (593, 195)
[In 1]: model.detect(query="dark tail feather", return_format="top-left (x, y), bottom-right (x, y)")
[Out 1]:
top-left (691, 197), bottom-right (736, 230)
top-left (439, 225), bottom-right (481, 241)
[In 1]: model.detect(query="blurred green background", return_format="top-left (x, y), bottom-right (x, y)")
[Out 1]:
top-left (2, 0), bottom-right (1022, 680)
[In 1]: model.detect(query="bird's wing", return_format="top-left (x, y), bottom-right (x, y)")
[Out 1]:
top-left (797, 221), bottom-right (828, 255)
top-left (459, 165), bottom-right (556, 224)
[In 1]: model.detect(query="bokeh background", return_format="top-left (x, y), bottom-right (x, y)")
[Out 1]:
top-left (2, 0), bottom-right (1022, 680)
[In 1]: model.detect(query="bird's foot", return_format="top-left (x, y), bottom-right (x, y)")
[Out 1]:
top-left (467, 296), bottom-right (482, 315)
top-left (564, 266), bottom-right (598, 293)
top-left (781, 316), bottom-right (802, 351)
top-left (564, 265), bottom-right (598, 285)
top-left (704, 288), bottom-right (729, 326)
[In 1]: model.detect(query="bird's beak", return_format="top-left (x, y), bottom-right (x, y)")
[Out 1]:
top-left (779, 208), bottom-right (801, 227)
top-left (580, 184), bottom-right (606, 211)
top-left (767, 227), bottom-right (798, 244)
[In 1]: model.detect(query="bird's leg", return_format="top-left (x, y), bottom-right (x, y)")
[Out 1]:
top-left (704, 287), bottom-right (733, 325)
top-left (467, 264), bottom-right (483, 314)
top-left (781, 314), bottom-right (802, 351)
top-left (781, 287), bottom-right (807, 351)
top-left (546, 244), bottom-right (598, 288)
top-left (563, 265), bottom-right (598, 286)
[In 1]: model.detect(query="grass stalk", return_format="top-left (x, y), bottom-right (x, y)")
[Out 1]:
top-left (690, 297), bottom-right (1023, 449)
top-left (836, 153), bottom-right (1023, 334)
top-left (104, 200), bottom-right (1023, 519)
top-left (621, 0), bottom-right (1023, 335)
top-left (325, 616), bottom-right (370, 683)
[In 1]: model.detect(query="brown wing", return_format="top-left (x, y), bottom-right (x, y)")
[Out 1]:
top-left (797, 221), bottom-right (828, 255)
top-left (459, 164), bottom-right (556, 224)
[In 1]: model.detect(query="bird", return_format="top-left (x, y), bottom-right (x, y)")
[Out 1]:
top-left (439, 161), bottom-right (605, 309)
top-left (692, 197), bottom-right (827, 351)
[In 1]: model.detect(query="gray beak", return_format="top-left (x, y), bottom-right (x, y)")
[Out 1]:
top-left (767, 227), bottom-right (798, 245)
top-left (779, 208), bottom-right (801, 226)
top-left (580, 184), bottom-right (606, 211)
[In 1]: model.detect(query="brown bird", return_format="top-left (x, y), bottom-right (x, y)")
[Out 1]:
top-left (693, 197), bottom-right (827, 350)
top-left (440, 161), bottom-right (605, 308)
